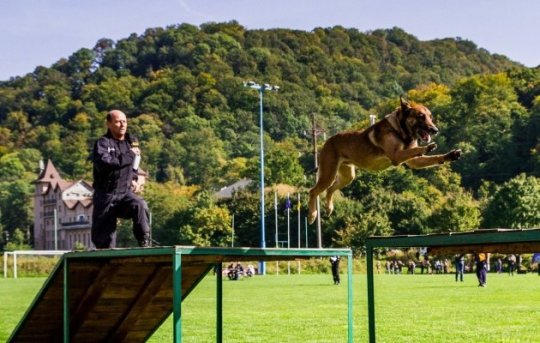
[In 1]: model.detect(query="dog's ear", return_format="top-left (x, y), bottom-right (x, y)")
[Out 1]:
top-left (400, 96), bottom-right (411, 110)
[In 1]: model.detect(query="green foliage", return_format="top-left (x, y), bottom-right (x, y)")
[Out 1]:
top-left (173, 191), bottom-right (232, 246)
top-left (1, 22), bottom-right (539, 251)
top-left (5, 228), bottom-right (32, 250)
top-left (0, 181), bottom-right (33, 242)
top-left (482, 174), bottom-right (540, 228)
top-left (330, 199), bottom-right (392, 256)
top-left (0, 153), bottom-right (25, 181)
top-left (143, 182), bottom-right (195, 245)
top-left (429, 190), bottom-right (481, 232)
top-left (444, 73), bottom-right (529, 188)
top-left (221, 189), bottom-right (261, 247)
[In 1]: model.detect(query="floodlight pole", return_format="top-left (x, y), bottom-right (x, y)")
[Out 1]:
top-left (244, 81), bottom-right (279, 275)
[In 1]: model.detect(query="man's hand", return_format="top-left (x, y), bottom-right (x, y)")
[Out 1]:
top-left (131, 147), bottom-right (141, 155)
top-left (131, 180), bottom-right (142, 193)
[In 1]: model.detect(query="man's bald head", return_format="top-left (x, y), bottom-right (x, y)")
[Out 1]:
top-left (106, 110), bottom-right (128, 140)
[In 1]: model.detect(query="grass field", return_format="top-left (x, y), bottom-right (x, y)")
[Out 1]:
top-left (1, 271), bottom-right (539, 342)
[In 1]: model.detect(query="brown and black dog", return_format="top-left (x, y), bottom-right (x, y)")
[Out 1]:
top-left (308, 97), bottom-right (461, 224)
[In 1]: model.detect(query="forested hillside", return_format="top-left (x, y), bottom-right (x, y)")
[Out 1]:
top-left (1, 22), bottom-right (539, 253)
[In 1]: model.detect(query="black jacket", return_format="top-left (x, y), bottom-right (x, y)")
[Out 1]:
top-left (92, 131), bottom-right (137, 195)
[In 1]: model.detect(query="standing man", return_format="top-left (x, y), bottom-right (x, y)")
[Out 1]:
top-left (508, 254), bottom-right (516, 275)
top-left (475, 253), bottom-right (488, 287)
top-left (330, 256), bottom-right (341, 285)
top-left (91, 110), bottom-right (151, 249)
top-left (454, 254), bottom-right (465, 282)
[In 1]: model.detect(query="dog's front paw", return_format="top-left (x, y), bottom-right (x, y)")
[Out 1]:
top-left (425, 143), bottom-right (438, 154)
top-left (445, 149), bottom-right (462, 161)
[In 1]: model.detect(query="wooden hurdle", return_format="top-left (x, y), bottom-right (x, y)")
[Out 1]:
top-left (8, 246), bottom-right (353, 343)
top-left (365, 228), bottom-right (540, 343)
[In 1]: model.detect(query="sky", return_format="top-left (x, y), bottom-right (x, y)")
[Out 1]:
top-left (1, 0), bottom-right (539, 81)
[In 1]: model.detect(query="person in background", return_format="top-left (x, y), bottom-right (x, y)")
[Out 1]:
top-left (91, 110), bottom-right (151, 249)
top-left (330, 256), bottom-right (341, 285)
top-left (496, 257), bottom-right (503, 274)
top-left (454, 254), bottom-right (465, 282)
top-left (475, 253), bottom-right (488, 287)
top-left (508, 254), bottom-right (517, 275)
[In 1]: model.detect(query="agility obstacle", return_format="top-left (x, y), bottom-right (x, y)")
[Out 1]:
top-left (365, 228), bottom-right (540, 343)
top-left (8, 246), bottom-right (353, 343)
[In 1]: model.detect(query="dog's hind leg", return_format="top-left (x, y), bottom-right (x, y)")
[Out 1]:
top-left (308, 159), bottom-right (339, 224)
top-left (325, 164), bottom-right (355, 217)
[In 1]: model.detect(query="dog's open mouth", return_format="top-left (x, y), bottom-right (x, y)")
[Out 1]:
top-left (418, 129), bottom-right (432, 143)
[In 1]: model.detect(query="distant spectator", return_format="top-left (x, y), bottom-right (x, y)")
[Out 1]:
top-left (227, 263), bottom-right (236, 280)
top-left (443, 259), bottom-right (450, 274)
top-left (235, 263), bottom-right (244, 277)
top-left (330, 256), bottom-right (341, 285)
top-left (246, 264), bottom-right (255, 277)
top-left (495, 258), bottom-right (503, 274)
top-left (508, 254), bottom-right (517, 276)
top-left (454, 254), bottom-right (465, 282)
top-left (435, 260), bottom-right (443, 274)
top-left (407, 260), bottom-right (416, 275)
top-left (475, 253), bottom-right (488, 287)
top-left (393, 259), bottom-right (403, 274)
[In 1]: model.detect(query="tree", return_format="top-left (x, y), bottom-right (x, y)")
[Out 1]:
top-left (144, 182), bottom-right (196, 246)
top-left (261, 140), bottom-right (305, 186)
top-left (482, 174), bottom-right (540, 229)
top-left (429, 191), bottom-right (481, 233)
top-left (5, 228), bottom-right (31, 250)
top-left (326, 196), bottom-right (392, 255)
top-left (0, 153), bottom-right (25, 181)
top-left (445, 73), bottom-right (528, 188)
top-left (0, 180), bottom-right (33, 238)
top-left (387, 191), bottom-right (433, 235)
top-left (173, 126), bottom-right (228, 187)
top-left (174, 192), bottom-right (232, 246)
top-left (221, 189), bottom-right (261, 247)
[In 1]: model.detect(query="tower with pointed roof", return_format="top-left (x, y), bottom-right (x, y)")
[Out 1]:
top-left (33, 160), bottom-right (94, 250)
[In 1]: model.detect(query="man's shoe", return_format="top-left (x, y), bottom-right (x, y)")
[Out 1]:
top-left (138, 239), bottom-right (151, 248)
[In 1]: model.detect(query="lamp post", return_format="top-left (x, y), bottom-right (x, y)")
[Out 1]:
top-left (244, 81), bottom-right (279, 275)
top-left (305, 113), bottom-right (325, 248)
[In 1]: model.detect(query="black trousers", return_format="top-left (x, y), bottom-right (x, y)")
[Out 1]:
top-left (331, 261), bottom-right (340, 284)
top-left (91, 191), bottom-right (150, 249)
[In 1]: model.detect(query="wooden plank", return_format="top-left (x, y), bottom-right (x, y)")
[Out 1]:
top-left (10, 247), bottom-right (351, 343)
top-left (109, 256), bottom-right (172, 264)
top-left (108, 266), bottom-right (170, 342)
top-left (69, 262), bottom-right (119, 340)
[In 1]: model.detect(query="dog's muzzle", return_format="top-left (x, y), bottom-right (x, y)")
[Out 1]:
top-left (419, 125), bottom-right (438, 143)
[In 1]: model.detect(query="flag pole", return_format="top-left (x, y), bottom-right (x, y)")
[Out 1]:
top-left (287, 192), bottom-right (291, 275)
top-left (297, 193), bottom-right (301, 274)
top-left (274, 191), bottom-right (279, 275)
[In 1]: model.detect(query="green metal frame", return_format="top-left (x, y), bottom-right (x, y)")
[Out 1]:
top-left (63, 258), bottom-right (69, 343)
top-left (39, 246), bottom-right (353, 343)
top-left (164, 246), bottom-right (354, 343)
top-left (365, 229), bottom-right (540, 343)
